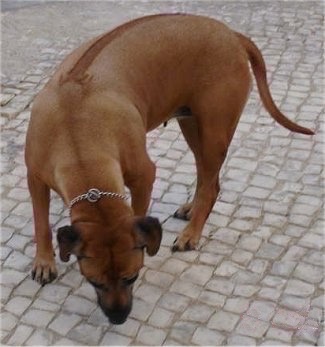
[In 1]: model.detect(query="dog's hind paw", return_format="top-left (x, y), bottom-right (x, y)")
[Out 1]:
top-left (31, 257), bottom-right (58, 286)
top-left (173, 202), bottom-right (193, 221)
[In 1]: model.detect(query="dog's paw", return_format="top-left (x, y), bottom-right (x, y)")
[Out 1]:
top-left (31, 257), bottom-right (58, 286)
top-left (171, 235), bottom-right (198, 252)
top-left (173, 203), bottom-right (193, 221)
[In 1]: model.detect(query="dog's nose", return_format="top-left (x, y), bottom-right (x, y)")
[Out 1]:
top-left (108, 312), bottom-right (128, 325)
top-left (101, 305), bottom-right (131, 325)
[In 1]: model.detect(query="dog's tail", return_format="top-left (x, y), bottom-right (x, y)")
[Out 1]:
top-left (236, 32), bottom-right (314, 135)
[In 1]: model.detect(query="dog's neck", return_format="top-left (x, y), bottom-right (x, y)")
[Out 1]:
top-left (69, 193), bottom-right (133, 226)
top-left (55, 160), bottom-right (132, 225)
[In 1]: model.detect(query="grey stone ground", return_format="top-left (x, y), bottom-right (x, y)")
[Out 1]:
top-left (1, 0), bottom-right (324, 345)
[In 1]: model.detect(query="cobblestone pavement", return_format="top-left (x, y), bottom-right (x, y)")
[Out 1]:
top-left (1, 1), bottom-right (324, 345)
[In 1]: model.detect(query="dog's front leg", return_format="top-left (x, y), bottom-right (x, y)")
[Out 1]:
top-left (128, 158), bottom-right (156, 216)
top-left (27, 173), bottom-right (57, 285)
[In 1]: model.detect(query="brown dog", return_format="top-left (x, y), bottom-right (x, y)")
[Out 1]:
top-left (25, 14), bottom-right (314, 324)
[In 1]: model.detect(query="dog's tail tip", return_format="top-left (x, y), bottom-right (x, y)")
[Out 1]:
top-left (293, 126), bottom-right (315, 136)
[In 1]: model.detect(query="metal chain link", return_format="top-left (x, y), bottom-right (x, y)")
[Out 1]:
top-left (69, 188), bottom-right (128, 215)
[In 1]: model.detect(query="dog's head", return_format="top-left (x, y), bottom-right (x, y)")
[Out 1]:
top-left (57, 216), bottom-right (162, 324)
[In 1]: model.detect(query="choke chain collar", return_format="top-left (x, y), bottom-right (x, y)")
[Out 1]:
top-left (69, 188), bottom-right (128, 215)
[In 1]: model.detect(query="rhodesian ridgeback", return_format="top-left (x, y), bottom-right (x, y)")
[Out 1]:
top-left (25, 14), bottom-right (314, 324)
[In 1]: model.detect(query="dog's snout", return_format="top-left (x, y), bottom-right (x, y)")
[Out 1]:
top-left (98, 295), bottom-right (132, 325)
top-left (101, 304), bottom-right (132, 325)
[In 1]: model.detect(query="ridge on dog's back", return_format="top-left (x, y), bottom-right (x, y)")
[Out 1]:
top-left (60, 13), bottom-right (186, 85)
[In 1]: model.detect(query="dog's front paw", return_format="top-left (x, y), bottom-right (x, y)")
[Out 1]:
top-left (32, 256), bottom-right (58, 286)
top-left (171, 234), bottom-right (198, 252)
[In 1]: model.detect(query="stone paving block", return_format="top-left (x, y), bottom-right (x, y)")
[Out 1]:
top-left (111, 318), bottom-right (140, 337)
top-left (1, 226), bottom-right (15, 243)
top-left (59, 269), bottom-right (83, 288)
top-left (49, 312), bottom-right (82, 335)
top-left (6, 233), bottom-right (30, 251)
top-left (191, 327), bottom-right (225, 345)
top-left (258, 287), bottom-right (282, 301)
top-left (170, 279), bottom-right (201, 299)
top-left (4, 250), bottom-right (32, 271)
top-left (25, 329), bottom-right (54, 346)
top-left (207, 213), bottom-right (230, 227)
top-left (208, 310), bottom-right (240, 332)
top-left (100, 331), bottom-right (133, 346)
top-left (135, 283), bottom-right (163, 304)
top-left (272, 308), bottom-right (306, 329)
top-left (271, 260), bottom-right (297, 276)
top-left (67, 323), bottom-right (103, 345)
top-left (145, 269), bottom-right (174, 288)
top-left (282, 245), bottom-right (308, 261)
top-left (231, 249), bottom-right (254, 265)
top-left (1, 312), bottom-right (18, 331)
top-left (169, 321), bottom-right (197, 344)
top-left (256, 242), bottom-right (284, 259)
top-left (157, 292), bottom-right (190, 313)
top-left (1, 268), bottom-right (27, 287)
top-left (148, 307), bottom-right (174, 328)
top-left (180, 264), bottom-right (214, 285)
top-left (1, 286), bottom-right (12, 303)
top-left (224, 297), bottom-right (250, 314)
top-left (285, 279), bottom-right (315, 297)
top-left (266, 327), bottom-right (293, 343)
top-left (227, 334), bottom-right (257, 345)
top-left (215, 260), bottom-right (242, 277)
top-left (298, 233), bottom-right (324, 250)
top-left (129, 298), bottom-right (155, 322)
top-left (235, 315), bottom-right (269, 338)
top-left (211, 227), bottom-right (241, 244)
top-left (21, 308), bottom-right (55, 328)
top-left (311, 295), bottom-right (324, 309)
top-left (238, 235), bottom-right (262, 252)
top-left (63, 295), bottom-right (97, 316)
top-left (86, 307), bottom-right (109, 326)
top-left (199, 282), bottom-right (227, 306)
top-left (13, 278), bottom-right (40, 297)
top-left (199, 252), bottom-right (223, 266)
top-left (295, 321), bottom-right (321, 345)
top-left (7, 325), bottom-right (34, 346)
top-left (246, 300), bottom-right (277, 321)
top-left (5, 296), bottom-right (31, 316)
top-left (0, 246), bottom-right (12, 261)
top-left (136, 325), bottom-right (167, 345)
top-left (181, 303), bottom-right (214, 323)
top-left (205, 278), bottom-right (234, 296)
top-left (248, 259), bottom-right (269, 274)
top-left (233, 284), bottom-right (260, 297)
top-left (293, 262), bottom-right (323, 283)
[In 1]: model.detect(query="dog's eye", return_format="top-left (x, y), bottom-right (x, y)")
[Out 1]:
top-left (123, 274), bottom-right (138, 286)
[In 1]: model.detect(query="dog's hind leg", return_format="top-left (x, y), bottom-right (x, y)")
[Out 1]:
top-left (172, 131), bottom-right (228, 251)
top-left (172, 79), bottom-right (250, 251)
top-left (27, 173), bottom-right (57, 285)
top-left (174, 116), bottom-right (202, 221)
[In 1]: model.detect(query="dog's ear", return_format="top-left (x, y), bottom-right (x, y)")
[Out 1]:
top-left (57, 225), bottom-right (80, 262)
top-left (135, 217), bottom-right (162, 256)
